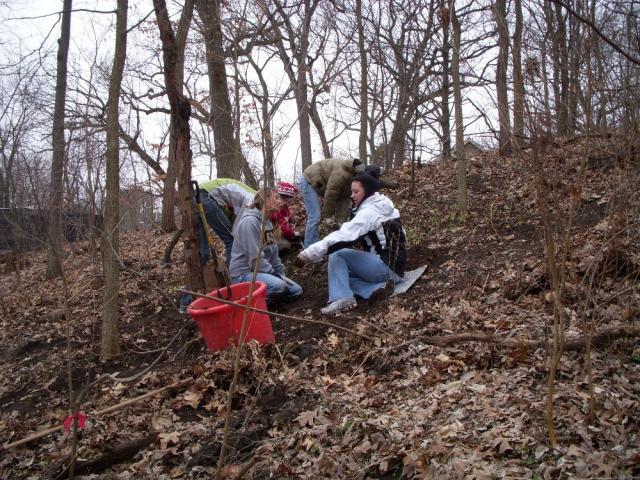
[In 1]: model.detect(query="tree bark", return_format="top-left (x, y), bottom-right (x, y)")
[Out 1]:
top-left (451, 1), bottom-right (467, 217)
top-left (154, 0), bottom-right (203, 295)
top-left (196, 0), bottom-right (242, 179)
top-left (440, 0), bottom-right (452, 160)
top-left (295, 0), bottom-right (314, 170)
top-left (101, 0), bottom-right (128, 361)
top-left (554, 2), bottom-right (570, 135)
top-left (494, 0), bottom-right (512, 156)
top-left (309, 95), bottom-right (331, 159)
top-left (356, 0), bottom-right (368, 162)
top-left (254, 61), bottom-right (276, 186)
top-left (160, 0), bottom-right (193, 233)
top-left (567, 4), bottom-right (581, 135)
top-left (270, 0), bottom-right (318, 171)
top-left (512, 0), bottom-right (524, 151)
top-left (46, 0), bottom-right (73, 279)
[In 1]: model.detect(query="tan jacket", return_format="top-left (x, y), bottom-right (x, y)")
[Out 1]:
top-left (303, 158), bottom-right (359, 221)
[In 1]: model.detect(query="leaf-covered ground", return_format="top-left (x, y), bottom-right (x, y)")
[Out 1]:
top-left (1, 135), bottom-right (639, 479)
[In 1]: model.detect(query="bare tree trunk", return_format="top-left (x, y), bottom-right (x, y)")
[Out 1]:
top-left (229, 54), bottom-right (255, 186)
top-left (440, 0), bottom-right (452, 159)
top-left (262, 98), bottom-right (276, 186)
top-left (270, 0), bottom-right (318, 170)
top-left (154, 0), bottom-right (203, 295)
top-left (0, 169), bottom-right (7, 208)
top-left (309, 97), bottom-right (331, 159)
top-left (545, 2), bottom-right (561, 132)
top-left (296, 0), bottom-right (314, 169)
top-left (247, 59), bottom-right (276, 186)
top-left (533, 138), bottom-right (563, 448)
top-left (554, 2), bottom-right (570, 135)
top-left (160, 151), bottom-right (179, 232)
top-left (494, 0), bottom-right (512, 156)
top-left (160, 0), bottom-right (193, 233)
top-left (101, 0), bottom-right (128, 361)
top-left (356, 0), bottom-right (368, 162)
top-left (46, 0), bottom-right (73, 279)
top-left (451, 1), bottom-right (467, 217)
top-left (512, 0), bottom-right (524, 151)
top-left (196, 0), bottom-right (242, 179)
top-left (389, 94), bottom-right (410, 169)
top-left (567, 6), bottom-right (581, 135)
top-left (541, 29), bottom-right (553, 129)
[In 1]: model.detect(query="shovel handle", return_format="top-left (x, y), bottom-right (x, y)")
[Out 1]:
top-left (192, 181), bottom-right (201, 203)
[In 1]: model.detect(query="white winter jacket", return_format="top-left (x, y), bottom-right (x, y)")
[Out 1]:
top-left (301, 193), bottom-right (401, 263)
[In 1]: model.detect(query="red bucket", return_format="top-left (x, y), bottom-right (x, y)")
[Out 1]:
top-left (187, 281), bottom-right (274, 351)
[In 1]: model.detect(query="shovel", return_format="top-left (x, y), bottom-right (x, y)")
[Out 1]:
top-left (192, 180), bottom-right (231, 293)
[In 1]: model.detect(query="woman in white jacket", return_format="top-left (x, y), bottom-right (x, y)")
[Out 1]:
top-left (298, 173), bottom-right (406, 315)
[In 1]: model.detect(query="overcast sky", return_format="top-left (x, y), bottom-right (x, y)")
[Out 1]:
top-left (1, 1), bottom-right (499, 191)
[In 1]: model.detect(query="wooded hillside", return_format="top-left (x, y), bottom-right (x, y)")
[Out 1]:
top-left (1, 134), bottom-right (638, 478)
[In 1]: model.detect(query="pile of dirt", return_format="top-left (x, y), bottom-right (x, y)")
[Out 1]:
top-left (1, 134), bottom-right (639, 478)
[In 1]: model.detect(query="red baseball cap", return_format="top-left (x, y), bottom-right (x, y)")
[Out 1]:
top-left (277, 181), bottom-right (299, 197)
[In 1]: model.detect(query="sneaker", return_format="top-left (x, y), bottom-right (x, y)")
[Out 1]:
top-left (367, 281), bottom-right (394, 306)
top-left (320, 298), bottom-right (357, 316)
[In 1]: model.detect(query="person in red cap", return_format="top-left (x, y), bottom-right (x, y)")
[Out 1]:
top-left (270, 181), bottom-right (303, 255)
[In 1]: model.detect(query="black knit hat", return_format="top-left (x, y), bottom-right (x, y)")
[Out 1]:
top-left (364, 165), bottom-right (381, 180)
top-left (352, 172), bottom-right (381, 198)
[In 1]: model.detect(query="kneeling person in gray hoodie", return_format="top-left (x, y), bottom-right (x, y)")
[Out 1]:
top-left (229, 188), bottom-right (303, 306)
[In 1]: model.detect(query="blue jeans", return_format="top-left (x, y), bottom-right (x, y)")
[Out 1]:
top-left (199, 193), bottom-right (234, 266)
top-left (327, 249), bottom-right (401, 303)
top-left (232, 273), bottom-right (303, 306)
top-left (300, 176), bottom-right (321, 248)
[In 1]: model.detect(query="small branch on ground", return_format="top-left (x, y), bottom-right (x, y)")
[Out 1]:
top-left (3, 378), bottom-right (190, 450)
top-left (387, 325), bottom-right (639, 351)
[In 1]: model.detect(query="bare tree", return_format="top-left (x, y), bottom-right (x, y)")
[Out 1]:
top-left (46, 0), bottom-right (73, 278)
top-left (512, 0), bottom-right (524, 150)
top-left (265, 0), bottom-right (319, 170)
top-left (154, 0), bottom-right (203, 295)
top-left (356, 0), bottom-right (368, 162)
top-left (195, 0), bottom-right (243, 179)
top-left (160, 0), bottom-right (193, 233)
top-left (101, 0), bottom-right (128, 361)
top-left (493, 0), bottom-right (512, 156)
top-left (439, 0), bottom-right (452, 159)
top-left (237, 52), bottom-right (294, 185)
top-left (375, 0), bottom-right (440, 168)
top-left (0, 64), bottom-right (44, 209)
top-left (451, 0), bottom-right (467, 216)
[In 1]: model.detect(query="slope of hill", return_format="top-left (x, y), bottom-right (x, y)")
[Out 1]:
top-left (1, 134), bottom-right (638, 478)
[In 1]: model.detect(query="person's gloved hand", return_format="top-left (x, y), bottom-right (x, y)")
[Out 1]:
top-left (297, 250), bottom-right (310, 263)
top-left (298, 244), bottom-right (324, 264)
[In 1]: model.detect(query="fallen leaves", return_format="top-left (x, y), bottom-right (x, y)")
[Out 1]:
top-left (158, 431), bottom-right (180, 449)
top-left (2, 139), bottom-right (640, 479)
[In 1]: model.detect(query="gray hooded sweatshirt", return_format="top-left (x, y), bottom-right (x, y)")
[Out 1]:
top-left (229, 208), bottom-right (285, 279)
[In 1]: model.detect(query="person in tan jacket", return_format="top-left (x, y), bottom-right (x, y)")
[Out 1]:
top-left (299, 158), bottom-right (364, 247)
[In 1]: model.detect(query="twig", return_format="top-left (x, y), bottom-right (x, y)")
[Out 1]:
top-left (108, 325), bottom-right (189, 382)
top-left (181, 289), bottom-right (375, 341)
top-left (234, 455), bottom-right (262, 479)
top-left (383, 325), bottom-right (639, 351)
top-left (3, 378), bottom-right (191, 450)
top-left (216, 196), bottom-right (270, 479)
